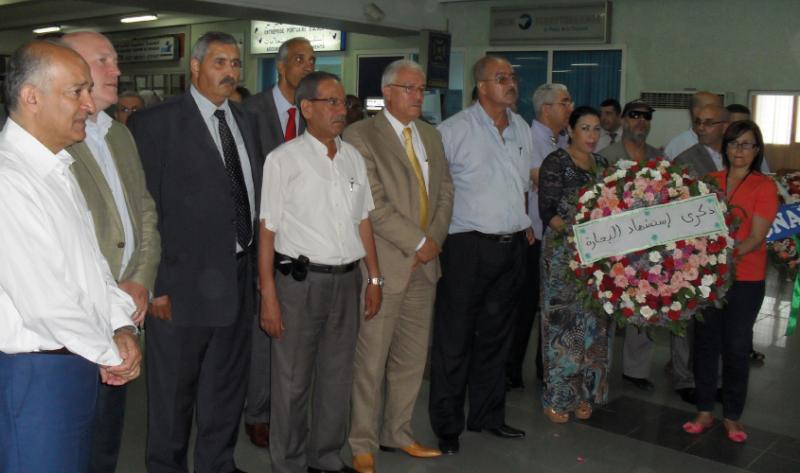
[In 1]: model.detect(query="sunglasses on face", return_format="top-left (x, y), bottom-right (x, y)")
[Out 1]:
top-left (626, 110), bottom-right (652, 121)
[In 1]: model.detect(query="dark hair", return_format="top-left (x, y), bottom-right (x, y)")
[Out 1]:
top-left (295, 71), bottom-right (341, 110)
top-left (569, 106), bottom-right (600, 129)
top-left (600, 98), bottom-right (621, 115)
top-left (235, 86), bottom-right (251, 101)
top-left (725, 103), bottom-right (751, 117)
top-left (721, 120), bottom-right (764, 172)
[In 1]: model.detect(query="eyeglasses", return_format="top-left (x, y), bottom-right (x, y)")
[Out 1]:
top-left (626, 110), bottom-right (652, 121)
top-left (308, 97), bottom-right (345, 107)
top-left (693, 119), bottom-right (727, 128)
top-left (726, 141), bottom-right (758, 151)
top-left (546, 100), bottom-right (573, 109)
top-left (118, 105), bottom-right (141, 114)
top-left (387, 84), bottom-right (427, 95)
top-left (479, 74), bottom-right (520, 85)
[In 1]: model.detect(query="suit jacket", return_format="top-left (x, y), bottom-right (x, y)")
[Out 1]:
top-left (127, 91), bottom-right (262, 327)
top-left (343, 110), bottom-right (454, 293)
top-left (243, 86), bottom-right (305, 163)
top-left (674, 143), bottom-right (719, 177)
top-left (68, 120), bottom-right (160, 292)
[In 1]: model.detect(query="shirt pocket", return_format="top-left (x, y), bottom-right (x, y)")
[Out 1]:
top-left (342, 174), bottom-right (366, 223)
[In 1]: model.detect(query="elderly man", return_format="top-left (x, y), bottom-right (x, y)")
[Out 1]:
top-left (260, 71), bottom-right (381, 473)
top-left (507, 82), bottom-right (572, 390)
top-left (0, 40), bottom-right (141, 473)
top-left (430, 56), bottom-right (533, 455)
top-left (61, 31), bottom-right (161, 473)
top-left (599, 100), bottom-right (660, 164)
top-left (674, 104), bottom-right (730, 177)
top-left (128, 32), bottom-right (260, 473)
top-left (664, 91), bottom-right (722, 160)
top-left (241, 36), bottom-right (315, 447)
top-left (596, 98), bottom-right (622, 151)
top-left (343, 59), bottom-right (454, 473)
top-left (115, 90), bottom-right (145, 125)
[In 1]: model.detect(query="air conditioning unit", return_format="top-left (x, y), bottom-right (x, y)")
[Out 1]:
top-left (638, 90), bottom-right (730, 149)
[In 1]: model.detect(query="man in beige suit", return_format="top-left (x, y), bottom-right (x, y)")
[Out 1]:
top-left (63, 31), bottom-right (160, 473)
top-left (343, 59), bottom-right (454, 473)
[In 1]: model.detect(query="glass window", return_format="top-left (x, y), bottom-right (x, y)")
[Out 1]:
top-left (552, 50), bottom-right (622, 109)
top-left (753, 93), bottom-right (795, 145)
top-left (492, 51), bottom-right (548, 124)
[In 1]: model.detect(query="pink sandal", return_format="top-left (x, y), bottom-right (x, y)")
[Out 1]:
top-left (682, 413), bottom-right (714, 434)
top-left (724, 419), bottom-right (748, 443)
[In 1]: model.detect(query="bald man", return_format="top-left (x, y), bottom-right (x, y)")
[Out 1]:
top-left (62, 31), bottom-right (160, 473)
top-left (0, 40), bottom-right (141, 473)
top-left (664, 91), bottom-right (722, 160)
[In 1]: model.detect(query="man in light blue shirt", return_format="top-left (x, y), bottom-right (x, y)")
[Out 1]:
top-left (429, 55), bottom-right (533, 455)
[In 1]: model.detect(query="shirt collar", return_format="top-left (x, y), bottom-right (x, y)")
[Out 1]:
top-left (2, 118), bottom-right (74, 178)
top-left (190, 85), bottom-right (232, 120)
top-left (272, 85), bottom-right (295, 116)
top-left (383, 109), bottom-right (418, 139)
top-left (85, 111), bottom-right (113, 141)
top-left (472, 101), bottom-right (514, 129)
top-left (302, 131), bottom-right (341, 157)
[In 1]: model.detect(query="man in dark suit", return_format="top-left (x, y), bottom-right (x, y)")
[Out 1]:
top-left (240, 36), bottom-right (315, 448)
top-left (128, 31), bottom-right (260, 473)
top-left (674, 104), bottom-right (730, 178)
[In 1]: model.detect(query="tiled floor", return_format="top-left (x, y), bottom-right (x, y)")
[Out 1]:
top-left (117, 268), bottom-right (800, 473)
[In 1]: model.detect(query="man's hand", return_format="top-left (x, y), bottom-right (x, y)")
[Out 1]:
top-left (363, 284), bottom-right (382, 320)
top-left (148, 295), bottom-right (172, 321)
top-left (118, 280), bottom-right (149, 326)
top-left (260, 296), bottom-right (284, 339)
top-left (412, 238), bottom-right (440, 269)
top-left (101, 329), bottom-right (142, 385)
top-left (525, 227), bottom-right (536, 246)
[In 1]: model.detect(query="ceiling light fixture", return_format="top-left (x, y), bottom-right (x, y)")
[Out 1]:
top-left (33, 26), bottom-right (61, 34)
top-left (121, 14), bottom-right (159, 24)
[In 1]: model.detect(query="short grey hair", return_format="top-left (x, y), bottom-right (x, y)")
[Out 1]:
top-left (533, 83), bottom-right (569, 117)
top-left (381, 59), bottom-right (425, 89)
top-left (276, 37), bottom-right (311, 63)
top-left (295, 70), bottom-right (341, 110)
top-left (192, 31), bottom-right (238, 62)
top-left (4, 41), bottom-right (56, 112)
top-left (118, 89), bottom-right (142, 100)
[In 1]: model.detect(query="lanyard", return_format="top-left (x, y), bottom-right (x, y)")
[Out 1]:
top-left (726, 170), bottom-right (752, 203)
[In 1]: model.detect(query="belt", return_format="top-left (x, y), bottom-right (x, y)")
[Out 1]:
top-left (470, 230), bottom-right (525, 243)
top-left (275, 253), bottom-right (357, 274)
top-left (32, 347), bottom-right (72, 355)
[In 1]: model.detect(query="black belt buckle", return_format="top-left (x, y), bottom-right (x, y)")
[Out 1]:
top-left (292, 255), bottom-right (309, 281)
top-left (498, 234), bottom-right (514, 243)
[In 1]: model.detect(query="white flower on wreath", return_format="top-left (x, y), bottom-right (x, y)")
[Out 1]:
top-left (670, 301), bottom-right (682, 311)
top-left (594, 270), bottom-right (604, 281)
top-left (709, 254), bottom-right (718, 265)
top-left (569, 260), bottom-right (579, 270)
top-left (661, 306), bottom-right (670, 313)
top-left (635, 292), bottom-right (647, 303)
top-left (649, 251), bottom-right (662, 263)
top-left (617, 160), bottom-right (636, 170)
top-left (698, 181), bottom-right (709, 194)
top-left (603, 302), bottom-right (614, 314)
top-left (579, 189), bottom-right (597, 204)
top-left (666, 242), bottom-right (677, 250)
top-left (699, 286), bottom-right (711, 298)
top-left (701, 274), bottom-right (716, 286)
top-left (621, 293), bottom-right (632, 303)
top-left (640, 306), bottom-right (655, 319)
top-left (673, 175), bottom-right (684, 187)
top-left (604, 290), bottom-right (613, 299)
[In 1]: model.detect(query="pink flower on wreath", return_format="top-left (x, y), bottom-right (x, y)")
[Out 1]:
top-left (614, 275), bottom-right (630, 288)
top-left (670, 271), bottom-right (685, 287)
top-left (658, 283), bottom-right (674, 297)
top-left (591, 208), bottom-right (604, 219)
top-left (673, 249), bottom-right (684, 260)
top-left (637, 279), bottom-right (654, 295)
top-left (610, 262), bottom-right (626, 277)
top-left (682, 266), bottom-right (699, 282)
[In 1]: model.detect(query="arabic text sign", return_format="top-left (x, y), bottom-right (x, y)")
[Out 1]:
top-left (574, 194), bottom-right (727, 264)
top-left (250, 21), bottom-right (343, 55)
top-left (766, 201), bottom-right (800, 242)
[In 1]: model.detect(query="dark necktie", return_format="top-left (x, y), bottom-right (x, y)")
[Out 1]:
top-left (609, 132), bottom-right (617, 144)
top-left (285, 107), bottom-right (297, 141)
top-left (214, 109), bottom-right (252, 249)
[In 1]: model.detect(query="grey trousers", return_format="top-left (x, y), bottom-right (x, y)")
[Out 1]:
top-left (619, 322), bottom-right (695, 389)
top-left (245, 310), bottom-right (270, 424)
top-left (270, 269), bottom-right (361, 473)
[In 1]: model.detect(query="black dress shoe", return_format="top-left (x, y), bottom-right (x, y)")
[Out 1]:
top-left (506, 376), bottom-right (525, 391)
top-left (307, 467), bottom-right (357, 473)
top-left (622, 374), bottom-right (655, 391)
top-left (676, 387), bottom-right (697, 405)
top-left (470, 424), bottom-right (526, 439)
top-left (716, 388), bottom-right (724, 403)
top-left (438, 436), bottom-right (459, 455)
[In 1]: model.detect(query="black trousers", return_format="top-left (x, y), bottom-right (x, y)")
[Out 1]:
top-left (429, 232), bottom-right (527, 438)
top-left (90, 383), bottom-right (127, 473)
top-left (145, 255), bottom-right (252, 473)
top-left (694, 280), bottom-right (765, 420)
top-left (506, 240), bottom-right (543, 383)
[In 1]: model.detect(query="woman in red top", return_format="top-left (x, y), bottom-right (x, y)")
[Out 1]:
top-left (682, 120), bottom-right (778, 442)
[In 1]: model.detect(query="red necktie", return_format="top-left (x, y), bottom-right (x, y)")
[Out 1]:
top-left (285, 107), bottom-right (297, 141)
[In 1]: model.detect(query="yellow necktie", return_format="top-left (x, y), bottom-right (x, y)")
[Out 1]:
top-left (402, 127), bottom-right (429, 230)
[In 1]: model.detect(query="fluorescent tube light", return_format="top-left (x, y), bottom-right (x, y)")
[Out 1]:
top-left (121, 14), bottom-right (158, 23)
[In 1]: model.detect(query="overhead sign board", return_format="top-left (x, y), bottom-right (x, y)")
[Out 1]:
top-left (115, 36), bottom-right (178, 63)
top-left (251, 21), bottom-right (344, 54)
top-left (490, 2), bottom-right (609, 45)
top-left (419, 30), bottom-right (451, 90)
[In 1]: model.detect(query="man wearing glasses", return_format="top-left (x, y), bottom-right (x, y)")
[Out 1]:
top-left (664, 91), bottom-right (723, 160)
top-left (259, 71), bottom-right (382, 473)
top-left (599, 100), bottom-right (660, 164)
top-left (430, 56), bottom-right (533, 455)
top-left (115, 90), bottom-right (145, 126)
top-left (675, 104), bottom-right (730, 177)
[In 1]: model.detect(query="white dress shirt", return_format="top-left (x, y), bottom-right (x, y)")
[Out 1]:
top-left (190, 86), bottom-right (256, 251)
top-left (529, 119), bottom-right (567, 239)
top-left (706, 145), bottom-right (724, 171)
top-left (83, 111), bottom-right (136, 279)
top-left (665, 128), bottom-right (698, 160)
top-left (383, 110), bottom-right (429, 190)
top-left (260, 132), bottom-right (375, 265)
top-left (272, 85), bottom-right (299, 137)
top-left (0, 120), bottom-right (135, 365)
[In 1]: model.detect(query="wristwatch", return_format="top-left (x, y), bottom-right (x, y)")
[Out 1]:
top-left (367, 276), bottom-right (385, 288)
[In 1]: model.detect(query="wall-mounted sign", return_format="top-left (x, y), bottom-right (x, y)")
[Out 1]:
top-left (490, 2), bottom-right (609, 45)
top-left (250, 21), bottom-right (344, 55)
top-left (419, 30), bottom-right (450, 90)
top-left (115, 36), bottom-right (178, 63)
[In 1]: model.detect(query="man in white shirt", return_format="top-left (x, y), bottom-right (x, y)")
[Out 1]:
top-left (596, 98), bottom-right (622, 151)
top-left (62, 31), bottom-right (161, 473)
top-left (0, 40), bottom-right (140, 473)
top-left (664, 91), bottom-right (722, 160)
top-left (260, 71), bottom-right (382, 473)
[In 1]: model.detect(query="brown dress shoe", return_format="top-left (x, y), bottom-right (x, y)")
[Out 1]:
top-left (352, 453), bottom-right (375, 473)
top-left (379, 442), bottom-right (442, 458)
top-left (244, 422), bottom-right (269, 448)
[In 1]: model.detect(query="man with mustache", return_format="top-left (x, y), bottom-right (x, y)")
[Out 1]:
top-left (259, 71), bottom-right (381, 473)
top-left (241, 36), bottom-right (315, 449)
top-left (0, 40), bottom-right (141, 473)
top-left (343, 60), bottom-right (453, 473)
top-left (127, 31), bottom-right (260, 473)
top-left (61, 31), bottom-right (161, 473)
top-left (429, 55), bottom-right (533, 454)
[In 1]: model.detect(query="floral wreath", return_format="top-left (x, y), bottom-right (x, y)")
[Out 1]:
top-left (768, 171), bottom-right (800, 276)
top-left (567, 159), bottom-right (736, 335)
